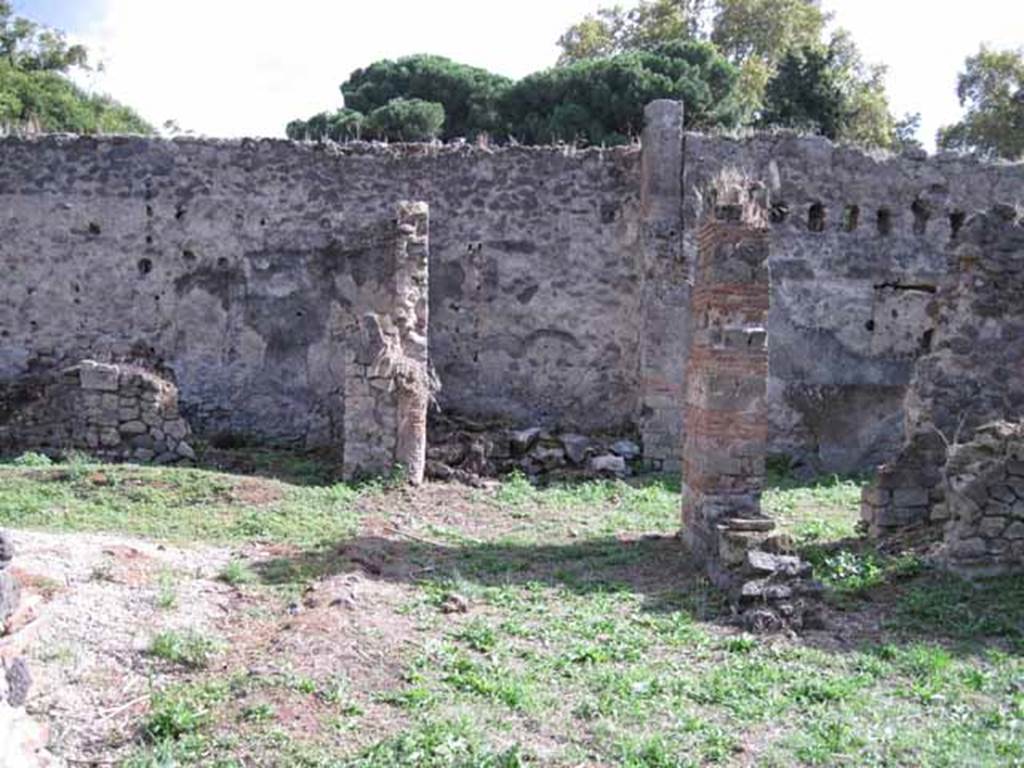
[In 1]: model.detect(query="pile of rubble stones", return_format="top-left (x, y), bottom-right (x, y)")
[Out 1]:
top-left (427, 418), bottom-right (646, 482)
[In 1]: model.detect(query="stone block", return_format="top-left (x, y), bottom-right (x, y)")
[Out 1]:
top-left (861, 486), bottom-right (891, 506)
top-left (164, 419), bottom-right (188, 441)
top-left (1004, 521), bottom-right (1024, 540)
top-left (78, 361), bottom-right (119, 392)
top-left (979, 516), bottom-right (1008, 538)
top-left (990, 485), bottom-right (1017, 504)
top-left (119, 420), bottom-right (147, 436)
top-left (893, 487), bottom-right (930, 507)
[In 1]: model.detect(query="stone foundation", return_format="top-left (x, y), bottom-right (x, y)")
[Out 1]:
top-left (0, 360), bottom-right (195, 463)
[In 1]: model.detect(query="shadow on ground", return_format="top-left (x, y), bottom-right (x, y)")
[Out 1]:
top-left (254, 531), bottom-right (723, 615)
top-left (252, 529), bottom-right (1024, 657)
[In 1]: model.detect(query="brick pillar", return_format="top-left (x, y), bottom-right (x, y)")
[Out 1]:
top-left (681, 189), bottom-right (771, 580)
top-left (343, 202), bottom-right (430, 484)
top-left (637, 100), bottom-right (687, 472)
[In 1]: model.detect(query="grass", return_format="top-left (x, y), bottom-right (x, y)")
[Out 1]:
top-left (0, 453), bottom-right (364, 546)
top-left (149, 629), bottom-right (221, 669)
top-left (218, 558), bottom-right (257, 586)
top-left (4, 451), bottom-right (1024, 766)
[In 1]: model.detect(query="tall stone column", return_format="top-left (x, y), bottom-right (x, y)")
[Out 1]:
top-left (638, 100), bottom-right (687, 472)
top-left (343, 202), bottom-right (431, 484)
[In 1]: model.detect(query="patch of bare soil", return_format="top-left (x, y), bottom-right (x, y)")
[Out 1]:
top-left (8, 521), bottom-right (426, 765)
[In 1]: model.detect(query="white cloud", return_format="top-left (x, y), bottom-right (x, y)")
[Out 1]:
top-left (76, 0), bottom-right (1024, 146)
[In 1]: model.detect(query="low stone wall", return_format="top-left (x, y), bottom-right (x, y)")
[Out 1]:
top-left (938, 422), bottom-right (1024, 576)
top-left (0, 360), bottom-right (195, 463)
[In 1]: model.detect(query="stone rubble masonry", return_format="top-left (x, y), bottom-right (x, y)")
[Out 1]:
top-left (0, 360), bottom-right (195, 464)
top-left (939, 422), bottom-right (1024, 577)
top-left (342, 202), bottom-right (430, 484)
top-left (683, 134), bottom-right (1024, 474)
top-left (861, 205), bottom-right (1024, 555)
top-left (0, 114), bottom-right (1022, 475)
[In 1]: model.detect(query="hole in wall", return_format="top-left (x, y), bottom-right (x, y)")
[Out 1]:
top-left (216, 257), bottom-right (229, 268)
top-left (259, 218), bottom-right (267, 227)
top-left (146, 205), bottom-right (154, 217)
top-left (920, 329), bottom-right (934, 352)
top-left (182, 250), bottom-right (197, 262)
top-left (0, 330), bottom-right (8, 338)
top-left (865, 319), bottom-right (875, 332)
top-left (807, 203), bottom-right (826, 232)
top-left (877, 208), bottom-right (893, 236)
top-left (769, 202), bottom-right (789, 224)
top-left (911, 199), bottom-right (931, 235)
top-left (87, 222), bottom-right (101, 235)
top-left (137, 258), bottom-right (153, 276)
top-left (175, 206), bottom-right (187, 221)
top-left (145, 235), bottom-right (154, 245)
top-left (949, 210), bottom-right (966, 239)
top-left (842, 205), bottom-right (860, 232)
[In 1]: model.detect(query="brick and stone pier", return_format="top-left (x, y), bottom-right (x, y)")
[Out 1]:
top-left (681, 178), bottom-right (821, 631)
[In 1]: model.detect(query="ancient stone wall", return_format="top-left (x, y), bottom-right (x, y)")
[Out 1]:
top-left (1, 125), bottom-right (1021, 474)
top-left (683, 135), bottom-right (1024, 473)
top-left (0, 136), bottom-right (642, 457)
top-left (940, 422), bottom-right (1024, 576)
top-left (861, 205), bottom-right (1024, 548)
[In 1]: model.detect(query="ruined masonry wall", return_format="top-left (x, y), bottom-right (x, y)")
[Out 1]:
top-left (861, 206), bottom-right (1024, 547)
top-left (1, 128), bottom-right (1022, 471)
top-left (343, 202), bottom-right (430, 482)
top-left (683, 134), bottom-right (1024, 473)
top-left (0, 136), bottom-right (641, 451)
top-left (681, 192), bottom-right (772, 575)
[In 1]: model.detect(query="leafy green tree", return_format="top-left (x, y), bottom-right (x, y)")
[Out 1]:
top-left (0, 2), bottom-right (150, 134)
top-left (500, 40), bottom-right (739, 144)
top-left (555, 0), bottom-right (900, 147)
top-left (363, 98), bottom-right (445, 142)
top-left (556, 1), bottom-right (709, 63)
top-left (0, 1), bottom-right (87, 73)
top-left (760, 34), bottom-right (898, 147)
top-left (286, 108), bottom-right (363, 141)
top-left (341, 54), bottom-right (510, 140)
top-left (937, 46), bottom-right (1024, 160)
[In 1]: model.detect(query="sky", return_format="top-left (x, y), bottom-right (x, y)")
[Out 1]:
top-left (13, 0), bottom-right (1024, 148)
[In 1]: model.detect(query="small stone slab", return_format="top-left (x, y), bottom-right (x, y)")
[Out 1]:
top-left (0, 573), bottom-right (20, 626)
top-left (4, 658), bottom-right (30, 707)
top-left (0, 533), bottom-right (12, 569)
